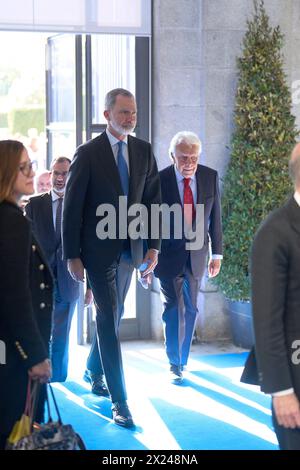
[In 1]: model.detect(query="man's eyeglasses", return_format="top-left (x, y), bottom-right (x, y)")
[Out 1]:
top-left (19, 160), bottom-right (37, 177)
top-left (176, 156), bottom-right (198, 164)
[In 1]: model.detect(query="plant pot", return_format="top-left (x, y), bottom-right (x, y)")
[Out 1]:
top-left (226, 299), bottom-right (254, 349)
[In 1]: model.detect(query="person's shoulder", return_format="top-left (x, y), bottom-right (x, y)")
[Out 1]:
top-left (197, 164), bottom-right (218, 177)
top-left (263, 202), bottom-right (289, 227)
top-left (76, 133), bottom-right (106, 154)
top-left (0, 200), bottom-right (23, 215)
top-left (254, 201), bottom-right (290, 241)
top-left (159, 165), bottom-right (174, 178)
top-left (128, 134), bottom-right (151, 149)
top-left (0, 200), bottom-right (29, 230)
top-left (29, 192), bottom-right (50, 203)
top-left (27, 193), bottom-right (50, 212)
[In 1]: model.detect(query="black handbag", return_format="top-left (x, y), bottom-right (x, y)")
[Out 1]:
top-left (7, 383), bottom-right (86, 450)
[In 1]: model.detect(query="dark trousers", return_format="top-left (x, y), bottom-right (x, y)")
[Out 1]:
top-left (159, 254), bottom-right (206, 367)
top-left (272, 403), bottom-right (300, 450)
top-left (86, 250), bottom-right (134, 402)
top-left (50, 283), bottom-right (77, 382)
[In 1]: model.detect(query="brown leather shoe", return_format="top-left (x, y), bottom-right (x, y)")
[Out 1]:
top-left (111, 401), bottom-right (134, 428)
top-left (83, 369), bottom-right (110, 397)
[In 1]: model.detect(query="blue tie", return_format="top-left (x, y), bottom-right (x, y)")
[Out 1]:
top-left (117, 141), bottom-right (129, 196)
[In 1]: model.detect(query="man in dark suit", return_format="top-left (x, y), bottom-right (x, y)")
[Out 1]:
top-left (155, 131), bottom-right (222, 383)
top-left (242, 142), bottom-right (300, 450)
top-left (63, 88), bottom-right (161, 427)
top-left (26, 157), bottom-right (79, 382)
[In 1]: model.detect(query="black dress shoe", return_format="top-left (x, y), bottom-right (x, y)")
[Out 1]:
top-left (170, 364), bottom-right (183, 384)
top-left (111, 401), bottom-right (134, 428)
top-left (83, 369), bottom-right (110, 397)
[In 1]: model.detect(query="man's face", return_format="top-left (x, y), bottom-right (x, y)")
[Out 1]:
top-left (37, 173), bottom-right (51, 193)
top-left (173, 142), bottom-right (200, 178)
top-left (51, 161), bottom-right (70, 193)
top-left (104, 95), bottom-right (137, 138)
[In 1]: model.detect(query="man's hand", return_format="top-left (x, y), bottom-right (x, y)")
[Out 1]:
top-left (84, 288), bottom-right (94, 307)
top-left (140, 249), bottom-right (159, 277)
top-left (67, 258), bottom-right (85, 282)
top-left (29, 359), bottom-right (52, 384)
top-left (273, 393), bottom-right (300, 428)
top-left (208, 259), bottom-right (221, 278)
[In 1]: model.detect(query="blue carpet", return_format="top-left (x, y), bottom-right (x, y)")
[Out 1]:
top-left (51, 349), bottom-right (278, 450)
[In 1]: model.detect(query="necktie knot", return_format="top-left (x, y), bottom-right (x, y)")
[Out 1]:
top-left (184, 177), bottom-right (191, 188)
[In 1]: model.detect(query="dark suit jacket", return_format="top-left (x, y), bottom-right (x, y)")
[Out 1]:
top-left (26, 193), bottom-right (79, 303)
top-left (0, 201), bottom-right (53, 435)
top-left (243, 196), bottom-right (300, 396)
top-left (62, 132), bottom-right (161, 272)
top-left (155, 164), bottom-right (222, 279)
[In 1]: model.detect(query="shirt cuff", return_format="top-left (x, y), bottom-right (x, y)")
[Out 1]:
top-left (272, 388), bottom-right (294, 397)
top-left (211, 254), bottom-right (223, 260)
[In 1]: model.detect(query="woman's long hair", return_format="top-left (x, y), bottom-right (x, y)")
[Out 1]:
top-left (0, 140), bottom-right (25, 203)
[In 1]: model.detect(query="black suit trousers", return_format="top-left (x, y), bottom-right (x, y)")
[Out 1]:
top-left (86, 250), bottom-right (134, 402)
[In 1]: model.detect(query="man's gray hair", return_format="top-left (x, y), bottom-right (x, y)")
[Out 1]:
top-left (105, 88), bottom-right (135, 110)
top-left (50, 156), bottom-right (71, 170)
top-left (169, 131), bottom-right (202, 158)
top-left (289, 142), bottom-right (300, 187)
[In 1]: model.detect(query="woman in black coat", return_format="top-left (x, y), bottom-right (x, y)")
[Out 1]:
top-left (0, 140), bottom-right (53, 449)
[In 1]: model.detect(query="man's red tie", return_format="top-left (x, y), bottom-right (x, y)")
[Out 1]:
top-left (183, 178), bottom-right (195, 226)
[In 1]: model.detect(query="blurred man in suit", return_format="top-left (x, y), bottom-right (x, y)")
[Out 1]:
top-left (155, 131), bottom-right (222, 383)
top-left (26, 157), bottom-right (79, 382)
top-left (63, 88), bottom-right (161, 427)
top-left (243, 142), bottom-right (300, 450)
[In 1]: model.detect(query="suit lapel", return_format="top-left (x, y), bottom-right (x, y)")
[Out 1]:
top-left (127, 135), bottom-right (146, 204)
top-left (43, 193), bottom-right (56, 239)
top-left (99, 132), bottom-right (123, 195)
top-left (195, 166), bottom-right (205, 205)
top-left (169, 166), bottom-right (182, 207)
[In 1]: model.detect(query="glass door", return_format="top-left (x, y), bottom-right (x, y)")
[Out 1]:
top-left (46, 34), bottom-right (79, 164)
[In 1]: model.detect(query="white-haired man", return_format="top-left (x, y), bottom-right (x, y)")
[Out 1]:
top-left (155, 131), bottom-right (222, 383)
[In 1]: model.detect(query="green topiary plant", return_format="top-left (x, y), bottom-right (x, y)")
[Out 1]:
top-left (215, 0), bottom-right (298, 301)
